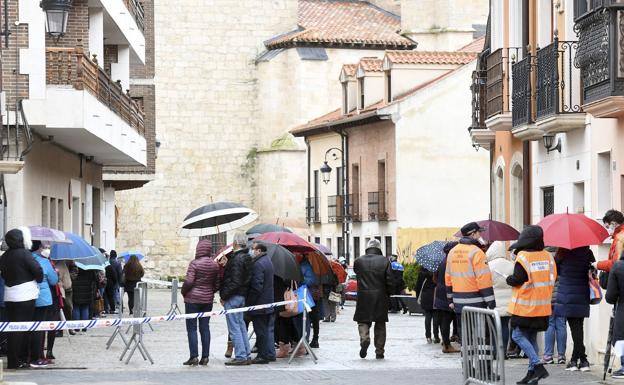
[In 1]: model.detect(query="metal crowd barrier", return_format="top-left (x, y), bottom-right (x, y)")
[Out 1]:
top-left (461, 307), bottom-right (505, 385)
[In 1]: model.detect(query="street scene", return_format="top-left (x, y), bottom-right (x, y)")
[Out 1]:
top-left (0, 0), bottom-right (624, 384)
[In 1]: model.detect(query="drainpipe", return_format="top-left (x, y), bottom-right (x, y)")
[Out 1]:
top-left (306, 138), bottom-right (311, 228)
top-left (490, 141), bottom-right (494, 219)
top-left (342, 129), bottom-right (350, 265)
top-left (523, 141), bottom-right (531, 226)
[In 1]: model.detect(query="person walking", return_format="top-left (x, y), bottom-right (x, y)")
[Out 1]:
top-left (598, 210), bottom-right (624, 275)
top-left (388, 255), bottom-right (407, 314)
top-left (605, 248), bottom-right (624, 379)
top-left (486, 241), bottom-right (514, 355)
top-left (0, 228), bottom-right (43, 369)
top-left (433, 241), bottom-right (460, 354)
top-left (553, 247), bottom-right (594, 372)
top-left (220, 232), bottom-right (252, 366)
top-left (415, 267), bottom-right (439, 344)
top-left (353, 239), bottom-right (392, 360)
top-left (104, 252), bottom-right (120, 314)
top-left (542, 249), bottom-right (566, 365)
top-left (109, 250), bottom-right (123, 309)
top-left (445, 222), bottom-right (496, 337)
top-left (122, 255), bottom-right (144, 314)
top-left (507, 225), bottom-right (556, 384)
top-left (247, 242), bottom-right (276, 364)
top-left (181, 239), bottom-right (220, 366)
top-left (29, 241), bottom-right (58, 368)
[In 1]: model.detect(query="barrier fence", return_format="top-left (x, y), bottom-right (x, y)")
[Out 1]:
top-left (461, 307), bottom-right (505, 385)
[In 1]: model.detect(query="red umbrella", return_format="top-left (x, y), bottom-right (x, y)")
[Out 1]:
top-left (254, 232), bottom-right (331, 276)
top-left (537, 212), bottom-right (609, 249)
top-left (454, 219), bottom-right (520, 241)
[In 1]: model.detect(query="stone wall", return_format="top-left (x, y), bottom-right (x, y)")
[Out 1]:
top-left (115, 0), bottom-right (298, 276)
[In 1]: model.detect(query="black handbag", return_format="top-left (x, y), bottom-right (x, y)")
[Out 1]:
top-left (599, 271), bottom-right (609, 290)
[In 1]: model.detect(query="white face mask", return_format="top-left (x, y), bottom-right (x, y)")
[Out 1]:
top-left (478, 237), bottom-right (487, 246)
top-left (607, 223), bottom-right (617, 235)
top-left (41, 249), bottom-right (50, 258)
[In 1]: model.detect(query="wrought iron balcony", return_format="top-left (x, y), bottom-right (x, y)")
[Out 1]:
top-left (306, 197), bottom-right (320, 224)
top-left (0, 101), bottom-right (33, 173)
top-left (469, 69), bottom-right (487, 131)
top-left (485, 47), bottom-right (521, 119)
top-left (368, 191), bottom-right (388, 221)
top-left (328, 194), bottom-right (360, 222)
top-left (511, 53), bottom-right (534, 127)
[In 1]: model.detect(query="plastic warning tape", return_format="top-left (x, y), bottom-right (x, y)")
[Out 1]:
top-left (0, 299), bottom-right (305, 332)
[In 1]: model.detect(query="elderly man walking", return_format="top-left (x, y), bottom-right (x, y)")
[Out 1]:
top-left (353, 239), bottom-right (393, 360)
top-left (220, 232), bottom-right (252, 366)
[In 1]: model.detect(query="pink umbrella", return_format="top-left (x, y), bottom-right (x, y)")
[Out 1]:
top-left (537, 212), bottom-right (609, 249)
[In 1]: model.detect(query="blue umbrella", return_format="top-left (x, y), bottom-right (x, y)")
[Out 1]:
top-left (120, 251), bottom-right (145, 262)
top-left (75, 247), bottom-right (109, 271)
top-left (50, 233), bottom-right (99, 261)
top-left (414, 241), bottom-right (449, 272)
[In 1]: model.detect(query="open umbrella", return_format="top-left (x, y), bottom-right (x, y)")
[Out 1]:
top-left (537, 212), bottom-right (609, 249)
top-left (414, 241), bottom-right (448, 272)
top-left (314, 243), bottom-right (332, 256)
top-left (215, 244), bottom-right (234, 263)
top-left (120, 251), bottom-right (145, 262)
top-left (453, 219), bottom-right (520, 241)
top-left (179, 202), bottom-right (258, 237)
top-left (255, 241), bottom-right (302, 282)
top-left (29, 226), bottom-right (72, 244)
top-left (254, 232), bottom-right (332, 277)
top-left (50, 233), bottom-right (99, 260)
top-left (246, 223), bottom-right (292, 236)
top-left (75, 247), bottom-right (109, 271)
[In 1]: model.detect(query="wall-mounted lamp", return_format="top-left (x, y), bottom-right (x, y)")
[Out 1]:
top-left (543, 134), bottom-right (561, 153)
top-left (40, 0), bottom-right (71, 39)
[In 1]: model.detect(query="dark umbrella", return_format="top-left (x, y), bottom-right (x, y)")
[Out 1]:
top-left (414, 241), bottom-right (448, 272)
top-left (314, 243), bottom-right (332, 256)
top-left (255, 241), bottom-right (302, 282)
top-left (246, 223), bottom-right (292, 236)
top-left (453, 219), bottom-right (520, 242)
top-left (254, 232), bottom-right (332, 277)
top-left (179, 202), bottom-right (258, 237)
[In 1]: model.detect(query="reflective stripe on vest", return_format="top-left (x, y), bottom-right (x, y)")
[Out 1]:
top-left (507, 251), bottom-right (555, 317)
top-left (445, 243), bottom-right (494, 306)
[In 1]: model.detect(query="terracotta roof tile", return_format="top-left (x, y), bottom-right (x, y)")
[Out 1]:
top-left (342, 64), bottom-right (357, 77)
top-left (358, 57), bottom-right (383, 72)
top-left (265, 0), bottom-right (415, 50)
top-left (385, 50), bottom-right (477, 65)
top-left (458, 36), bottom-right (486, 53)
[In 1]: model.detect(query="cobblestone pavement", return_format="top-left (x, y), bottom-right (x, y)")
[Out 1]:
top-left (5, 289), bottom-right (615, 384)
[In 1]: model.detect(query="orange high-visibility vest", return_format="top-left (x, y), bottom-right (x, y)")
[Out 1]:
top-left (508, 251), bottom-right (557, 317)
top-left (444, 243), bottom-right (495, 309)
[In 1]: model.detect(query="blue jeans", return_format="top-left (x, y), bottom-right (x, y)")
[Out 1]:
top-left (185, 303), bottom-right (212, 359)
top-left (224, 296), bottom-right (251, 360)
top-left (252, 313), bottom-right (275, 360)
top-left (544, 315), bottom-right (567, 358)
top-left (72, 304), bottom-right (90, 321)
top-left (512, 327), bottom-right (541, 370)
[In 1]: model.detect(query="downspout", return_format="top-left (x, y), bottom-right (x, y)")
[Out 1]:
top-left (522, 0), bottom-right (531, 226)
top-left (306, 138), bottom-right (311, 227)
top-left (490, 142), bottom-right (494, 219)
top-left (342, 129), bottom-right (350, 265)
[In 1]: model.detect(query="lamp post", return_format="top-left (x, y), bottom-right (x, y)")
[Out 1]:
top-left (320, 147), bottom-right (349, 263)
top-left (40, 0), bottom-right (72, 38)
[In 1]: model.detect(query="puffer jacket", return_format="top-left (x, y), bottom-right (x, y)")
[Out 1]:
top-left (486, 241), bottom-right (514, 317)
top-left (554, 247), bottom-right (593, 318)
top-left (220, 248), bottom-right (251, 301)
top-left (71, 267), bottom-right (97, 305)
top-left (33, 253), bottom-right (59, 307)
top-left (606, 257), bottom-right (624, 343)
top-left (183, 239), bottom-right (221, 304)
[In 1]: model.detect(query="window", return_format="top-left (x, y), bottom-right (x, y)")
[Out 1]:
top-left (385, 236), bottom-right (393, 257)
top-left (314, 170), bottom-right (320, 200)
top-left (378, 160), bottom-right (386, 192)
top-left (542, 186), bottom-right (554, 217)
top-left (510, 163), bottom-right (523, 231)
top-left (41, 196), bottom-right (49, 227)
top-left (494, 166), bottom-right (505, 221)
top-left (314, 236), bottom-right (321, 244)
top-left (336, 166), bottom-right (343, 196)
top-left (365, 237), bottom-right (370, 249)
top-left (342, 82), bottom-right (348, 114)
top-left (573, 182), bottom-right (585, 214)
top-left (58, 199), bottom-right (64, 230)
top-left (385, 71), bottom-right (392, 103)
top-left (375, 236), bottom-right (382, 242)
top-left (50, 198), bottom-right (57, 229)
top-left (353, 236), bottom-right (360, 259)
top-left (597, 152), bottom-right (612, 216)
top-left (326, 238), bottom-right (332, 252)
top-left (359, 78), bottom-right (365, 109)
top-left (200, 233), bottom-right (227, 255)
top-left (72, 197), bottom-right (80, 235)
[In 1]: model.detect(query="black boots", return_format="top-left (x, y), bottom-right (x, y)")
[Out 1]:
top-left (517, 370), bottom-right (534, 384)
top-left (518, 364), bottom-right (549, 385)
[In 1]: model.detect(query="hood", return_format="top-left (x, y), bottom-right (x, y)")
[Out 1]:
top-left (486, 241), bottom-right (507, 262)
top-left (443, 241), bottom-right (458, 255)
top-left (509, 225), bottom-right (544, 252)
top-left (195, 239), bottom-right (213, 259)
top-left (365, 247), bottom-right (383, 256)
top-left (4, 227), bottom-right (32, 250)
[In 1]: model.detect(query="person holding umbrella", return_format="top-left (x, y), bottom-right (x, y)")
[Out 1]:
top-left (596, 210), bottom-right (624, 276)
top-left (415, 265), bottom-right (439, 344)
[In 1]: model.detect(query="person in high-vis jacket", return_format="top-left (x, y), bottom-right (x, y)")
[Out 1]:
top-left (506, 226), bottom-right (557, 385)
top-left (445, 222), bottom-right (496, 337)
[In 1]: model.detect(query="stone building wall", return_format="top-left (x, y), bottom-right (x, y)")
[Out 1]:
top-left (115, 0), bottom-right (298, 276)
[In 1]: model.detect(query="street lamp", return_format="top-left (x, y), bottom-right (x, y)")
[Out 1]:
top-left (319, 146), bottom-right (349, 262)
top-left (320, 161), bottom-right (332, 184)
top-left (40, 0), bottom-right (71, 38)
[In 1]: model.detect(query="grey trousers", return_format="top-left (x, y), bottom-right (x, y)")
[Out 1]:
top-left (323, 298), bottom-right (337, 320)
top-left (358, 322), bottom-right (386, 355)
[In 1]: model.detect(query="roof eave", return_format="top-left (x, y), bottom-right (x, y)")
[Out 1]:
top-left (291, 111), bottom-right (389, 137)
top-left (265, 40), bottom-right (416, 51)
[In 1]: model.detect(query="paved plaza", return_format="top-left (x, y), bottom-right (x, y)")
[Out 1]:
top-left (5, 289), bottom-right (614, 385)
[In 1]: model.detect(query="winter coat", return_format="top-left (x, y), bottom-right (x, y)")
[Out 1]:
top-left (71, 268), bottom-right (97, 305)
top-left (353, 247), bottom-right (393, 323)
top-left (56, 261), bottom-right (72, 298)
top-left (606, 259), bottom-right (624, 343)
top-left (183, 240), bottom-right (221, 304)
top-left (434, 255), bottom-right (451, 311)
top-left (486, 241), bottom-right (514, 317)
top-left (0, 229), bottom-right (43, 293)
top-left (220, 248), bottom-right (251, 301)
top-left (554, 247), bottom-right (593, 318)
top-left (246, 253), bottom-right (275, 315)
top-left (415, 268), bottom-right (436, 311)
top-left (106, 257), bottom-right (121, 289)
top-left (33, 253), bottom-right (59, 308)
top-left (599, 225), bottom-right (624, 273)
top-left (122, 263), bottom-right (144, 283)
top-left (390, 262), bottom-right (406, 295)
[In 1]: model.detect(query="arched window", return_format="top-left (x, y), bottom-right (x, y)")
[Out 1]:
top-left (510, 163), bottom-right (523, 231)
top-left (493, 164), bottom-right (505, 222)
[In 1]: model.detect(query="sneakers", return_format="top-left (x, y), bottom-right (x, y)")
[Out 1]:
top-left (579, 359), bottom-right (590, 372)
top-left (250, 356), bottom-right (269, 365)
top-left (612, 368), bottom-right (624, 379)
top-left (30, 359), bottom-right (48, 368)
top-left (183, 357), bottom-right (199, 366)
top-left (557, 356), bottom-right (566, 364)
top-left (542, 355), bottom-right (554, 364)
top-left (565, 359), bottom-right (579, 371)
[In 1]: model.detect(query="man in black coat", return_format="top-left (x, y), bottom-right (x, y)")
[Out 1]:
top-left (247, 242), bottom-right (275, 364)
top-left (353, 239), bottom-right (393, 360)
top-left (606, 251), bottom-right (624, 379)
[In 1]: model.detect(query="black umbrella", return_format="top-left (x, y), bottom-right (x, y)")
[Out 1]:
top-left (246, 223), bottom-right (292, 236)
top-left (179, 202), bottom-right (258, 237)
top-left (255, 241), bottom-right (302, 282)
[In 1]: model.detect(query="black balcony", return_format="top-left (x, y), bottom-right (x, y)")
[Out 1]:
top-left (512, 53), bottom-right (534, 127)
top-left (368, 191), bottom-right (388, 221)
top-left (574, 4), bottom-right (624, 104)
top-left (1, 101), bottom-right (33, 163)
top-left (535, 36), bottom-right (582, 119)
top-left (306, 197), bottom-right (320, 224)
top-left (469, 69), bottom-right (487, 131)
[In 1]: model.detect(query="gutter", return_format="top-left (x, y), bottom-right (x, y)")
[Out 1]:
top-left (292, 110), bottom-right (387, 137)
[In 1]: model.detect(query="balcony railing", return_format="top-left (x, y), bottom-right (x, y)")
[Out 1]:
top-left (368, 191), bottom-right (388, 221)
top-left (511, 53), bottom-right (534, 127)
top-left (486, 47), bottom-right (521, 119)
top-left (46, 47), bottom-right (145, 136)
top-left (123, 0), bottom-right (145, 32)
top-left (469, 69), bottom-right (487, 131)
top-left (306, 197), bottom-right (320, 224)
top-left (574, 5), bottom-right (624, 104)
top-left (535, 35), bottom-right (582, 119)
top-left (1, 100), bottom-right (33, 162)
top-left (328, 194), bottom-right (360, 222)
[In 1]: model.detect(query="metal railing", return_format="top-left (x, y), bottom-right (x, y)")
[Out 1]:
top-left (306, 197), bottom-right (320, 224)
top-left (123, 0), bottom-right (145, 32)
top-left (461, 307), bottom-right (505, 385)
top-left (367, 191), bottom-right (388, 221)
top-left (486, 47), bottom-right (521, 119)
top-left (0, 100), bottom-right (33, 162)
top-left (349, 193), bottom-right (361, 222)
top-left (469, 69), bottom-right (487, 131)
top-left (512, 53), bottom-right (534, 127)
top-left (46, 47), bottom-right (145, 136)
top-left (328, 195), bottom-right (344, 222)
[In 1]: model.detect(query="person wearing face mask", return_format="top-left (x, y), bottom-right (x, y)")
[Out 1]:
top-left (445, 222), bottom-right (496, 340)
top-left (596, 210), bottom-right (624, 277)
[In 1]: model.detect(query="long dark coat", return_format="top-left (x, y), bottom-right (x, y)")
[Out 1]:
top-left (353, 247), bottom-right (393, 323)
top-left (72, 268), bottom-right (97, 305)
top-left (415, 268), bottom-right (436, 311)
top-left (554, 247), bottom-right (593, 318)
top-left (606, 259), bottom-right (624, 343)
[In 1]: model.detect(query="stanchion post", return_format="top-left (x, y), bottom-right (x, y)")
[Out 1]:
top-left (120, 286), bottom-right (154, 365)
top-left (106, 287), bottom-right (129, 350)
top-left (288, 287), bottom-right (318, 364)
top-left (167, 278), bottom-right (181, 316)
top-left (138, 282), bottom-right (154, 332)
